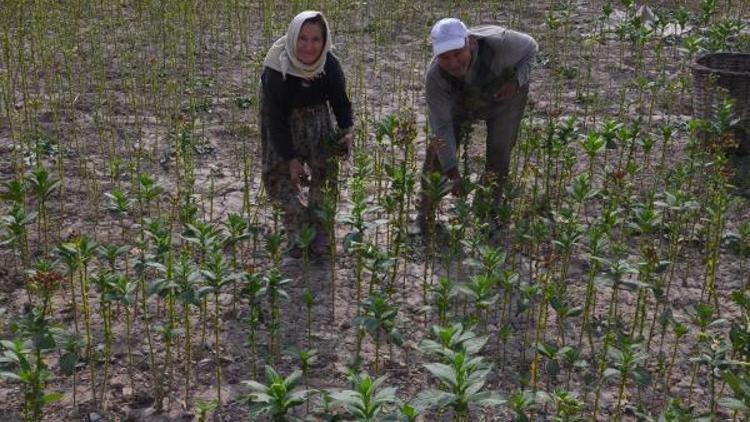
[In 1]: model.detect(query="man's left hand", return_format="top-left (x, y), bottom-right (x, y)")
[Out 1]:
top-left (493, 81), bottom-right (519, 103)
top-left (342, 131), bottom-right (353, 158)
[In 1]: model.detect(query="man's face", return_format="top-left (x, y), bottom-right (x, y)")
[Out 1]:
top-left (437, 43), bottom-right (471, 79)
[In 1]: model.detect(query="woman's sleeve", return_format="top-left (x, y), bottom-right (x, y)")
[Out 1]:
top-left (261, 67), bottom-right (297, 160)
top-left (326, 54), bottom-right (354, 130)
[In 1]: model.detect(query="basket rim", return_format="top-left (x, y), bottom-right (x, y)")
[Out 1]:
top-left (691, 52), bottom-right (750, 77)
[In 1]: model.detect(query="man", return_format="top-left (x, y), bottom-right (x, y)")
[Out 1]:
top-left (418, 17), bottom-right (537, 232)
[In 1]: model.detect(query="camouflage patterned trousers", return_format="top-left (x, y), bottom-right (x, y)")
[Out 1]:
top-left (261, 102), bottom-right (339, 245)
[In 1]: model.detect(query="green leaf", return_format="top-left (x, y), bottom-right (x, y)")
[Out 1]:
top-left (606, 346), bottom-right (624, 362)
top-left (464, 336), bottom-right (488, 355)
top-left (545, 359), bottom-right (560, 378)
top-left (197, 286), bottom-right (215, 297)
top-left (330, 390), bottom-right (365, 408)
top-left (43, 392), bottom-right (63, 404)
top-left (603, 368), bottom-right (619, 380)
top-left (242, 380), bottom-right (269, 393)
top-left (411, 389), bottom-right (455, 410)
top-left (284, 370), bottom-right (303, 389)
top-left (0, 340), bottom-right (17, 350)
top-left (630, 367), bottom-right (651, 387)
top-left (32, 332), bottom-right (56, 350)
top-left (287, 389), bottom-right (311, 403)
top-left (418, 339), bottom-right (444, 355)
top-left (374, 386), bottom-right (398, 403)
top-left (470, 391), bottom-right (506, 407)
top-left (424, 362), bottom-right (457, 388)
top-left (717, 397), bottom-right (750, 411)
top-left (0, 371), bottom-right (22, 381)
top-left (389, 329), bottom-right (404, 347)
top-left (59, 352), bottom-right (78, 375)
top-left (246, 392), bottom-right (273, 404)
top-left (565, 306), bottom-right (584, 318)
top-left (708, 318), bottom-right (728, 328)
top-left (465, 378), bottom-right (487, 397)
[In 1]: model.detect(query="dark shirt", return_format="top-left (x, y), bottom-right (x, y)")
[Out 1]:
top-left (261, 52), bottom-right (353, 160)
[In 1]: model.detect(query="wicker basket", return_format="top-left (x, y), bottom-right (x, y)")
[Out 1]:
top-left (692, 53), bottom-right (750, 147)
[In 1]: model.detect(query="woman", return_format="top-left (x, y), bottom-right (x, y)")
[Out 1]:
top-left (260, 11), bottom-right (353, 258)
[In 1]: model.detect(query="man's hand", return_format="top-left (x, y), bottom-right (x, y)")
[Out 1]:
top-left (446, 167), bottom-right (463, 197)
top-left (288, 158), bottom-right (309, 185)
top-left (493, 80), bottom-right (519, 103)
top-left (341, 129), bottom-right (354, 158)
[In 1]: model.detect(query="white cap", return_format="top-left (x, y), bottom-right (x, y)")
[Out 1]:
top-left (431, 18), bottom-right (468, 57)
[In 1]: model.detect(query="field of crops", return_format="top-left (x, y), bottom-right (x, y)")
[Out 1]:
top-left (1, 0), bottom-right (750, 420)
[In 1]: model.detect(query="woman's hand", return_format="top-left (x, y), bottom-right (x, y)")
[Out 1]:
top-left (288, 158), bottom-right (308, 185)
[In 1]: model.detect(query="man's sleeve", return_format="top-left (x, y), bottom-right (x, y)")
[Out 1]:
top-left (487, 29), bottom-right (538, 87)
top-left (262, 68), bottom-right (296, 161)
top-left (425, 67), bottom-right (458, 172)
top-left (510, 31), bottom-right (537, 87)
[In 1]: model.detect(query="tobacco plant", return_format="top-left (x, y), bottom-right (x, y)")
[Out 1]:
top-left (1, 270), bottom-right (66, 422)
top-left (260, 269), bottom-right (291, 364)
top-left (243, 365), bottom-right (311, 421)
top-left (104, 273), bottom-right (137, 392)
top-left (26, 166), bottom-right (60, 255)
top-left (329, 371), bottom-right (399, 421)
top-left (58, 235), bottom-right (98, 406)
top-left (414, 350), bottom-right (505, 421)
top-left (199, 249), bottom-right (239, 405)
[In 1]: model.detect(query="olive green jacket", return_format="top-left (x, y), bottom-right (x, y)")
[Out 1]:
top-left (425, 25), bottom-right (538, 171)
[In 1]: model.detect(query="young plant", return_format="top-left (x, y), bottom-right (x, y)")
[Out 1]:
top-left (297, 225), bottom-right (316, 346)
top-left (243, 365), bottom-right (312, 421)
top-left (550, 388), bottom-right (585, 422)
top-left (57, 330), bottom-right (84, 409)
top-left (104, 273), bottom-right (137, 392)
top-left (59, 235), bottom-right (98, 406)
top-left (457, 274), bottom-right (498, 330)
top-left (603, 341), bottom-right (651, 420)
top-left (221, 212), bottom-right (252, 310)
top-left (1, 201), bottom-right (35, 271)
top-left (317, 182), bottom-right (338, 319)
top-left (354, 293), bottom-right (402, 374)
top-left (103, 189), bottom-right (132, 244)
top-left (199, 249), bottom-right (239, 406)
top-left (1, 274), bottom-right (65, 422)
top-left (260, 269), bottom-right (291, 364)
top-left (414, 350), bottom-right (505, 421)
top-left (0, 338), bottom-right (63, 422)
top-left (507, 389), bottom-right (551, 422)
top-left (430, 277), bottom-right (457, 326)
top-left (418, 323), bottom-right (487, 362)
top-left (193, 399), bottom-right (218, 422)
top-left (329, 371), bottom-right (399, 421)
top-left (90, 272), bottom-right (115, 407)
top-left (241, 271), bottom-right (263, 379)
top-left (26, 166), bottom-right (60, 255)
top-left (419, 170), bottom-right (452, 302)
top-left (285, 348), bottom-right (320, 384)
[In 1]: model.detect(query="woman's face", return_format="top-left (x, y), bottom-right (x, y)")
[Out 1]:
top-left (296, 22), bottom-right (324, 65)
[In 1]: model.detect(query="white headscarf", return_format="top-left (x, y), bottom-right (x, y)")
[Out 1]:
top-left (263, 11), bottom-right (332, 80)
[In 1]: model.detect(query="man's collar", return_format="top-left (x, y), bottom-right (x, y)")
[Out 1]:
top-left (464, 37), bottom-right (480, 83)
